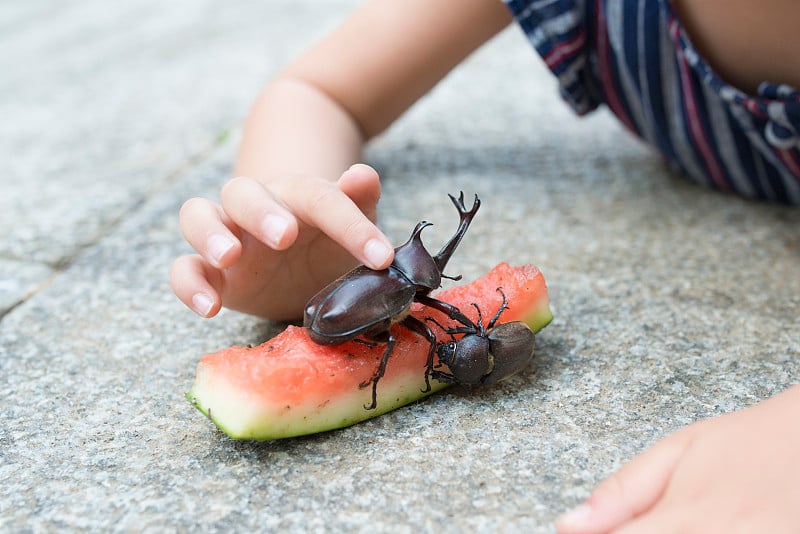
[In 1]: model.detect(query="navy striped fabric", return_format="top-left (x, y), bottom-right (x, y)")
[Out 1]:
top-left (504, 0), bottom-right (800, 204)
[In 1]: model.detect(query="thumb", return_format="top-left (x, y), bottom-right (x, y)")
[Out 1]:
top-left (556, 426), bottom-right (696, 534)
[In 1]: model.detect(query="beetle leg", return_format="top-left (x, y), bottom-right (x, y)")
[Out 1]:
top-left (472, 302), bottom-right (485, 332)
top-left (358, 331), bottom-right (394, 410)
top-left (486, 287), bottom-right (509, 330)
top-left (424, 319), bottom-right (478, 342)
top-left (399, 315), bottom-right (438, 394)
top-left (424, 316), bottom-right (450, 333)
top-left (433, 193), bottom-right (480, 274)
top-left (423, 317), bottom-right (457, 370)
top-left (430, 369), bottom-right (458, 384)
top-left (416, 295), bottom-right (477, 330)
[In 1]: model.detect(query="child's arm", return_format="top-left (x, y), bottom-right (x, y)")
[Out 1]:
top-left (170, 0), bottom-right (512, 320)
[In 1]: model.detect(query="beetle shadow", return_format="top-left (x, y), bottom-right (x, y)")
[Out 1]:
top-left (249, 318), bottom-right (300, 344)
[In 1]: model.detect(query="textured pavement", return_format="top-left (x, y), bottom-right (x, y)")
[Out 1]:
top-left (2, 1), bottom-right (799, 532)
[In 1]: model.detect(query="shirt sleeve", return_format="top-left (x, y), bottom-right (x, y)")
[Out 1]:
top-left (504, 0), bottom-right (601, 115)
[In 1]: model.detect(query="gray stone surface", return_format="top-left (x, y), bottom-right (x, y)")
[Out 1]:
top-left (2, 1), bottom-right (799, 532)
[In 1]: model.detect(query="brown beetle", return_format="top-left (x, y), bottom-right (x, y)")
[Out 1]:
top-left (303, 193), bottom-right (480, 409)
top-left (427, 288), bottom-right (536, 386)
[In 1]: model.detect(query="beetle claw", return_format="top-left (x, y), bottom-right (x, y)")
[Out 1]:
top-left (430, 370), bottom-right (457, 384)
top-left (421, 367), bottom-right (433, 393)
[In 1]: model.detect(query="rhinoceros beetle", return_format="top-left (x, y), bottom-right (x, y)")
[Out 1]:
top-left (425, 288), bottom-right (535, 386)
top-left (303, 192), bottom-right (480, 409)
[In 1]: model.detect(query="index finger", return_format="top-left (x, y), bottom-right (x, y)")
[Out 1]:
top-left (274, 175), bottom-right (394, 270)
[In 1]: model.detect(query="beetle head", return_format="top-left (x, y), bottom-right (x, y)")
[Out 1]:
top-left (391, 221), bottom-right (441, 292)
top-left (436, 340), bottom-right (457, 368)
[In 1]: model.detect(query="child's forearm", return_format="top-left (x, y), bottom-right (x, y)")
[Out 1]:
top-left (233, 75), bottom-right (365, 185)
top-left (233, 0), bottom-right (513, 185)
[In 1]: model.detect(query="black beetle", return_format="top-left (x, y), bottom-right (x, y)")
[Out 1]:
top-left (303, 192), bottom-right (480, 409)
top-left (425, 288), bottom-right (536, 386)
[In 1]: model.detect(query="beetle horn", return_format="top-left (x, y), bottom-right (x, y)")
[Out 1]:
top-left (433, 193), bottom-right (480, 272)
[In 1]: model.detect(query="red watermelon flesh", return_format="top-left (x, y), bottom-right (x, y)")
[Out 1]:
top-left (187, 263), bottom-right (552, 440)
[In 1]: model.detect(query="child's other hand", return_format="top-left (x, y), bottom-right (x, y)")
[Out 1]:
top-left (170, 163), bottom-right (393, 320)
top-left (556, 383), bottom-right (800, 534)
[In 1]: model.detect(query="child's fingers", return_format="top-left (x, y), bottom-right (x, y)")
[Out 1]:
top-left (220, 176), bottom-right (299, 251)
top-left (337, 163), bottom-right (382, 222)
top-left (555, 427), bottom-right (696, 534)
top-left (294, 174), bottom-right (393, 269)
top-left (179, 197), bottom-right (242, 269)
top-left (224, 173), bottom-right (393, 270)
top-left (170, 254), bottom-right (223, 318)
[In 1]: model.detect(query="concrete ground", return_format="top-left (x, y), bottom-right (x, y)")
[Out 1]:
top-left (2, 1), bottom-right (798, 532)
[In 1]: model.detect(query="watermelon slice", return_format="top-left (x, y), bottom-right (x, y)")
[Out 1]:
top-left (187, 263), bottom-right (552, 440)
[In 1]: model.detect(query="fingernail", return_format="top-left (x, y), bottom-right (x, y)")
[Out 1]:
top-left (556, 503), bottom-right (594, 530)
top-left (364, 238), bottom-right (392, 268)
top-left (207, 234), bottom-right (235, 266)
top-left (262, 214), bottom-right (289, 248)
top-left (191, 293), bottom-right (215, 317)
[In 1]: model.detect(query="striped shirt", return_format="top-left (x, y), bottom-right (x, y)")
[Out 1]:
top-left (504, 0), bottom-right (800, 204)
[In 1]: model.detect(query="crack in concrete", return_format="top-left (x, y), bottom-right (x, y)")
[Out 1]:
top-left (0, 129), bottom-right (237, 323)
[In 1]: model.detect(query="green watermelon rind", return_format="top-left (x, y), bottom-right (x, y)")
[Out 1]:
top-left (186, 366), bottom-right (452, 440)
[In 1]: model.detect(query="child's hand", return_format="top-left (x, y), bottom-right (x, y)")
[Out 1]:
top-left (556, 383), bottom-right (800, 533)
top-left (170, 164), bottom-right (394, 320)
